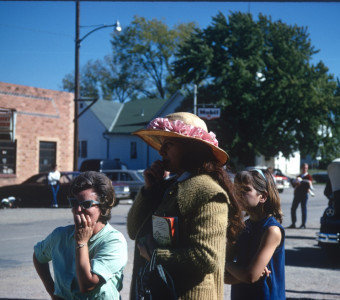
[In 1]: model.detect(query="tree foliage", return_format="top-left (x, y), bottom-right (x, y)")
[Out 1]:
top-left (62, 16), bottom-right (196, 102)
top-left (173, 12), bottom-right (340, 166)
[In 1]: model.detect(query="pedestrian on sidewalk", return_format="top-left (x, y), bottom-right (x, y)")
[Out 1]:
top-left (128, 112), bottom-right (243, 300)
top-left (225, 168), bottom-right (285, 300)
top-left (33, 171), bottom-right (128, 300)
top-left (48, 164), bottom-right (61, 208)
top-left (288, 163), bottom-right (313, 229)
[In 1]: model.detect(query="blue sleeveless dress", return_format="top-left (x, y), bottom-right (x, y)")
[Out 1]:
top-left (231, 216), bottom-right (286, 300)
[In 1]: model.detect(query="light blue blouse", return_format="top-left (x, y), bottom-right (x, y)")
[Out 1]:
top-left (34, 223), bottom-right (128, 300)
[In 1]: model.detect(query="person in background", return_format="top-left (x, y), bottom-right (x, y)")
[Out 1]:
top-left (48, 164), bottom-right (61, 208)
top-left (288, 163), bottom-right (313, 229)
top-left (127, 112), bottom-right (243, 300)
top-left (225, 169), bottom-right (285, 300)
top-left (33, 171), bottom-right (128, 300)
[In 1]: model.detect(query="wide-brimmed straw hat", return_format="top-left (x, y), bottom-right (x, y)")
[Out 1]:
top-left (132, 112), bottom-right (229, 164)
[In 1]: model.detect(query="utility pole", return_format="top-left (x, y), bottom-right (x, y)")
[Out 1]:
top-left (73, 0), bottom-right (80, 171)
top-left (193, 84), bottom-right (197, 115)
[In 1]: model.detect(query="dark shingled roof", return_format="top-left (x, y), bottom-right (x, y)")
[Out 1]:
top-left (110, 99), bottom-right (166, 134)
top-left (87, 100), bottom-right (123, 131)
top-left (87, 91), bottom-right (184, 134)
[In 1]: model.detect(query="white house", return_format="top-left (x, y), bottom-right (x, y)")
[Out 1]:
top-left (255, 151), bottom-right (301, 176)
top-left (78, 91), bottom-right (185, 170)
top-left (78, 90), bottom-right (301, 174)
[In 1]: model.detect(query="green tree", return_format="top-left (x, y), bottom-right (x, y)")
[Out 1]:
top-left (318, 78), bottom-right (340, 166)
top-left (173, 12), bottom-right (340, 167)
top-left (62, 16), bottom-right (196, 102)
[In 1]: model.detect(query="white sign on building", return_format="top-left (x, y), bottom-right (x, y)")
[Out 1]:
top-left (198, 108), bottom-right (220, 120)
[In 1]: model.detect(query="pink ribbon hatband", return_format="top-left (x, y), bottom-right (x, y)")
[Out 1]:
top-left (147, 118), bottom-right (219, 147)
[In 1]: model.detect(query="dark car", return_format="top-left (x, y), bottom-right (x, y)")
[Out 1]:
top-left (80, 159), bottom-right (127, 172)
top-left (0, 171), bottom-right (131, 207)
top-left (316, 160), bottom-right (340, 252)
top-left (316, 205), bottom-right (340, 249)
top-left (312, 172), bottom-right (329, 183)
top-left (0, 172), bottom-right (80, 207)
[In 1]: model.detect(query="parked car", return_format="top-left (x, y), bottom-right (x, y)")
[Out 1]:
top-left (312, 172), bottom-right (329, 183)
top-left (111, 182), bottom-right (130, 206)
top-left (80, 158), bottom-right (127, 172)
top-left (245, 166), bottom-right (290, 193)
top-left (316, 205), bottom-right (340, 251)
top-left (272, 168), bottom-right (293, 190)
top-left (0, 171), bottom-right (130, 207)
top-left (316, 159), bottom-right (340, 252)
top-left (102, 169), bottom-right (145, 200)
top-left (0, 172), bottom-right (80, 207)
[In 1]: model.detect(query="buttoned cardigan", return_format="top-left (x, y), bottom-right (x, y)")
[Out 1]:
top-left (127, 174), bottom-right (229, 300)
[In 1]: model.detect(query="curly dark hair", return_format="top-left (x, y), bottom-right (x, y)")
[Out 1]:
top-left (178, 139), bottom-right (244, 243)
top-left (69, 171), bottom-right (115, 223)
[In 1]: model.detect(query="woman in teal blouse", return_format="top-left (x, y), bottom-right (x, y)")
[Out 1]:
top-left (33, 171), bottom-right (128, 300)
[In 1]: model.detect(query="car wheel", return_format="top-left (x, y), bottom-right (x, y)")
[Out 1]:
top-left (114, 199), bottom-right (120, 207)
top-left (278, 189), bottom-right (284, 193)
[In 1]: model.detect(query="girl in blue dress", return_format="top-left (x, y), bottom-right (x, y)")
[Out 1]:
top-left (225, 168), bottom-right (285, 300)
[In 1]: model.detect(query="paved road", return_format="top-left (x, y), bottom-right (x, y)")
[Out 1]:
top-left (0, 184), bottom-right (339, 299)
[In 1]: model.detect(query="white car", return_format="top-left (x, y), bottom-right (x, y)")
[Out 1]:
top-left (112, 182), bottom-right (130, 206)
top-left (102, 169), bottom-right (145, 200)
top-left (245, 166), bottom-right (290, 193)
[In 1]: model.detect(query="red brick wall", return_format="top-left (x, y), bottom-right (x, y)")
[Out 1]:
top-left (0, 82), bottom-right (74, 186)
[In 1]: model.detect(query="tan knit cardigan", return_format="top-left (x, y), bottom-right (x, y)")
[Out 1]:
top-left (127, 174), bottom-right (229, 300)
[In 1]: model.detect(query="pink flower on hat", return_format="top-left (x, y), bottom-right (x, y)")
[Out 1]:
top-left (148, 118), bottom-right (219, 147)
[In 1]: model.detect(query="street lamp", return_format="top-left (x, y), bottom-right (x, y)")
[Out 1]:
top-left (73, 0), bottom-right (121, 170)
top-left (256, 71), bottom-right (266, 82)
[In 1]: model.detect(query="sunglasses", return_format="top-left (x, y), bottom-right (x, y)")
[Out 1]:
top-left (68, 198), bottom-right (101, 209)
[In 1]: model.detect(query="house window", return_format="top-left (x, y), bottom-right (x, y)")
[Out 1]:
top-left (130, 142), bottom-right (137, 159)
top-left (79, 140), bottom-right (87, 158)
top-left (0, 140), bottom-right (16, 174)
top-left (39, 141), bottom-right (57, 173)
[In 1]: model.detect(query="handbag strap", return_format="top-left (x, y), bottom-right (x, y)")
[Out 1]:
top-left (149, 250), bottom-right (169, 285)
top-left (149, 250), bottom-right (157, 271)
top-left (149, 250), bottom-right (178, 300)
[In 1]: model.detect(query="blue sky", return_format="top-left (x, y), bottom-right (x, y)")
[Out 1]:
top-left (1, 1), bottom-right (339, 92)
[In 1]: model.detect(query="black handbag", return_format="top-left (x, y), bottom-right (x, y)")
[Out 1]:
top-left (136, 250), bottom-right (178, 300)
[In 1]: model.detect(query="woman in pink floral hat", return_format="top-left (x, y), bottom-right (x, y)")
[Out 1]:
top-left (127, 112), bottom-right (243, 300)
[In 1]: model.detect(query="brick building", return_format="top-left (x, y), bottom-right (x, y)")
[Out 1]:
top-left (0, 82), bottom-right (74, 186)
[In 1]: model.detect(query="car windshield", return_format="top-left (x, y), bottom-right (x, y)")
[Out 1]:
top-left (23, 174), bottom-right (47, 184)
top-left (59, 174), bottom-right (74, 184)
top-left (136, 171), bottom-right (144, 181)
top-left (22, 172), bottom-right (80, 185)
top-left (104, 170), bottom-right (144, 182)
top-left (274, 169), bottom-right (284, 176)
